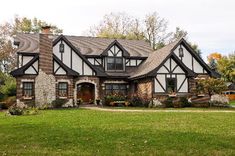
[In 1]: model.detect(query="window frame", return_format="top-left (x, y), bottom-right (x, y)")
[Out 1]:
top-left (23, 82), bottom-right (34, 98)
top-left (166, 78), bottom-right (176, 93)
top-left (105, 84), bottom-right (127, 95)
top-left (106, 56), bottom-right (124, 71)
top-left (58, 82), bottom-right (68, 98)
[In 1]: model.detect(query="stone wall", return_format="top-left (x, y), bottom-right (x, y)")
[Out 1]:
top-left (135, 78), bottom-right (153, 100)
top-left (35, 70), bottom-right (56, 107)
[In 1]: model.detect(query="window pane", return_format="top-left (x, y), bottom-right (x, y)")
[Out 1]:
top-left (23, 82), bottom-right (33, 97)
top-left (107, 58), bottom-right (114, 63)
top-left (58, 82), bottom-right (68, 97)
top-left (112, 85), bottom-right (119, 90)
top-left (116, 63), bottom-right (123, 70)
top-left (107, 63), bottom-right (115, 70)
top-left (116, 58), bottom-right (122, 64)
top-left (105, 84), bottom-right (112, 90)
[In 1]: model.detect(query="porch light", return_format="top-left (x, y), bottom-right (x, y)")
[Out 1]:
top-left (59, 43), bottom-right (64, 53)
top-left (126, 85), bottom-right (129, 89)
top-left (179, 47), bottom-right (184, 57)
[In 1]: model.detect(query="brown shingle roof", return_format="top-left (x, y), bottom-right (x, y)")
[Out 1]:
top-left (14, 33), bottom-right (153, 57)
top-left (130, 38), bottom-right (182, 79)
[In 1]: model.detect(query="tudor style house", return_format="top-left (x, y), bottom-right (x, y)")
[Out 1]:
top-left (11, 27), bottom-right (219, 107)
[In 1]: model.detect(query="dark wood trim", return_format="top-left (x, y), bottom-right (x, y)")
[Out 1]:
top-left (155, 77), bottom-right (166, 92)
top-left (101, 40), bottom-right (130, 57)
top-left (177, 77), bottom-right (187, 92)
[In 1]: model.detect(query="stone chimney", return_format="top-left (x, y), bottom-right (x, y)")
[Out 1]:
top-left (39, 33), bottom-right (53, 74)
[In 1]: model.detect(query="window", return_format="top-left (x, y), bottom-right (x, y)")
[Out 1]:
top-left (58, 82), bottom-right (68, 97)
top-left (166, 78), bottom-right (176, 93)
top-left (23, 82), bottom-right (34, 97)
top-left (105, 84), bottom-right (127, 95)
top-left (107, 57), bottom-right (123, 70)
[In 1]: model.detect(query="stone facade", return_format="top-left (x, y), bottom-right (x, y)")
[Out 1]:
top-left (135, 78), bottom-right (153, 100)
top-left (35, 70), bottom-right (56, 107)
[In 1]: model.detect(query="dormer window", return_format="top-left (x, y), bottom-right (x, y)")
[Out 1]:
top-left (107, 57), bottom-right (123, 70)
top-left (179, 46), bottom-right (184, 57)
top-left (59, 43), bottom-right (64, 53)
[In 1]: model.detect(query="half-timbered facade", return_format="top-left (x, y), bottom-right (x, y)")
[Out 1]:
top-left (11, 29), bottom-right (218, 107)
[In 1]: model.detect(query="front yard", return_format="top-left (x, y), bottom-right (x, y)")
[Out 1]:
top-left (0, 109), bottom-right (235, 155)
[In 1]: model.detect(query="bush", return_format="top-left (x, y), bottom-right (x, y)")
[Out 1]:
top-left (0, 73), bottom-right (16, 96)
top-left (1, 96), bottom-right (16, 109)
top-left (51, 99), bottom-right (68, 108)
top-left (129, 96), bottom-right (144, 107)
top-left (8, 105), bottom-right (39, 116)
top-left (8, 105), bottom-right (24, 115)
top-left (104, 94), bottom-right (126, 106)
top-left (179, 97), bottom-right (191, 107)
top-left (163, 97), bottom-right (173, 108)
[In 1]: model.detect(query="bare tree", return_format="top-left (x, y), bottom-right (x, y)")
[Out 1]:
top-left (144, 12), bottom-right (172, 50)
top-left (87, 12), bottom-right (144, 40)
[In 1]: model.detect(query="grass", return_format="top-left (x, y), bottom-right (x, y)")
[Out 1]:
top-left (0, 109), bottom-right (235, 156)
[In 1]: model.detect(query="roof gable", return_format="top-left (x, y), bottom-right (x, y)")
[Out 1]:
top-left (101, 40), bottom-right (130, 57)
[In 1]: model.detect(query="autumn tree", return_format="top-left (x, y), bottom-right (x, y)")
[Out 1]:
top-left (217, 53), bottom-right (235, 83)
top-left (207, 52), bottom-right (222, 70)
top-left (0, 16), bottom-right (63, 73)
top-left (197, 78), bottom-right (227, 98)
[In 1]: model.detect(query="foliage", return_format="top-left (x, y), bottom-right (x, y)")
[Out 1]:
top-left (129, 96), bottom-right (144, 107)
top-left (0, 72), bottom-right (16, 98)
top-left (87, 12), bottom-right (172, 50)
top-left (144, 12), bottom-right (172, 50)
top-left (0, 16), bottom-right (63, 72)
top-left (179, 97), bottom-right (191, 107)
top-left (104, 94), bottom-right (126, 105)
top-left (217, 53), bottom-right (235, 83)
top-left (51, 99), bottom-right (68, 108)
top-left (197, 78), bottom-right (227, 97)
top-left (207, 52), bottom-right (222, 70)
top-left (1, 96), bottom-right (16, 109)
top-left (8, 105), bottom-right (39, 115)
top-left (88, 12), bottom-right (144, 40)
top-left (163, 97), bottom-right (173, 108)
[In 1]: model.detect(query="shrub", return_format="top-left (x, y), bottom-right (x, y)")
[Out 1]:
top-left (0, 73), bottom-right (16, 97)
top-left (1, 96), bottom-right (16, 109)
top-left (104, 94), bottom-right (126, 106)
top-left (8, 105), bottom-right (24, 115)
top-left (51, 99), bottom-right (68, 108)
top-left (129, 96), bottom-right (143, 107)
top-left (180, 97), bottom-right (191, 107)
top-left (163, 97), bottom-right (173, 108)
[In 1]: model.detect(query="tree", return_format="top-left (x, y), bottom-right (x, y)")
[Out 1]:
top-left (144, 12), bottom-right (172, 50)
top-left (170, 27), bottom-right (188, 41)
top-left (217, 53), bottom-right (235, 83)
top-left (197, 78), bottom-right (227, 97)
top-left (207, 52), bottom-right (222, 70)
top-left (88, 12), bottom-right (144, 40)
top-left (87, 12), bottom-right (172, 50)
top-left (0, 16), bottom-right (63, 73)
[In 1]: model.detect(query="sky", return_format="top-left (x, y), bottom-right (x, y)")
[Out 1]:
top-left (0, 0), bottom-right (235, 61)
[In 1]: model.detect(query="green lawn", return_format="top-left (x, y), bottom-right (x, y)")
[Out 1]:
top-left (0, 109), bottom-right (235, 156)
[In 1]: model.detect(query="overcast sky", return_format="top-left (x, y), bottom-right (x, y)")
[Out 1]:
top-left (1, 0), bottom-right (235, 60)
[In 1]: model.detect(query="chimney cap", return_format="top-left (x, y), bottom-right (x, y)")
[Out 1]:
top-left (41, 25), bottom-right (51, 34)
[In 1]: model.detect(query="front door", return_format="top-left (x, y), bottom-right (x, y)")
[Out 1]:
top-left (77, 83), bottom-right (95, 103)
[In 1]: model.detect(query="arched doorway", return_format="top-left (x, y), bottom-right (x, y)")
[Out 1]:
top-left (77, 83), bottom-right (95, 104)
